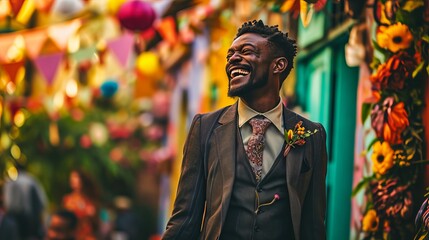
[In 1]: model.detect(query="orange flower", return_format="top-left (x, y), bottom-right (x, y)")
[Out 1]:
top-left (370, 52), bottom-right (415, 90)
top-left (376, 22), bottom-right (413, 52)
top-left (371, 97), bottom-right (409, 144)
top-left (371, 141), bottom-right (394, 175)
top-left (362, 209), bottom-right (379, 232)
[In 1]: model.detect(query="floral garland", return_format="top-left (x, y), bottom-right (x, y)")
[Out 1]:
top-left (353, 0), bottom-right (428, 239)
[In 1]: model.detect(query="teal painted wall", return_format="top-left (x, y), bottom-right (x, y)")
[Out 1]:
top-left (296, 31), bottom-right (359, 240)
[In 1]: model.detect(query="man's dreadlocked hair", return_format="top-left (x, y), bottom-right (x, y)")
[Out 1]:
top-left (235, 20), bottom-right (297, 82)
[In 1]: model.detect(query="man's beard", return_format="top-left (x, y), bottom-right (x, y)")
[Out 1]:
top-left (227, 75), bottom-right (268, 97)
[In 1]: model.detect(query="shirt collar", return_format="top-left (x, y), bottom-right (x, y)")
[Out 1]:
top-left (238, 98), bottom-right (284, 133)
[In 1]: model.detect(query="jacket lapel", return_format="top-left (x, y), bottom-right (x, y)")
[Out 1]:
top-left (283, 107), bottom-right (303, 239)
top-left (213, 103), bottom-right (238, 225)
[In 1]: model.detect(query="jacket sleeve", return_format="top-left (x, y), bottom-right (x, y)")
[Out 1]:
top-left (300, 123), bottom-right (327, 240)
top-left (162, 114), bottom-right (206, 240)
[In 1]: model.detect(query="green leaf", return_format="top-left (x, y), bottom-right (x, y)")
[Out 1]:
top-left (367, 138), bottom-right (379, 152)
top-left (422, 35), bottom-right (429, 43)
top-left (411, 130), bottom-right (423, 142)
top-left (285, 130), bottom-right (290, 143)
top-left (413, 61), bottom-right (425, 78)
top-left (361, 103), bottom-right (373, 124)
top-left (352, 176), bottom-right (373, 197)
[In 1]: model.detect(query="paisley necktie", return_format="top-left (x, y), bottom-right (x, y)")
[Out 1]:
top-left (246, 116), bottom-right (271, 181)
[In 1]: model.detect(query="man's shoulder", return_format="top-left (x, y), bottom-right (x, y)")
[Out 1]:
top-left (286, 108), bottom-right (324, 130)
top-left (200, 105), bottom-right (232, 120)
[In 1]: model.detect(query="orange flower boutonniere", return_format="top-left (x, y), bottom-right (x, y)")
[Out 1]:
top-left (284, 121), bottom-right (318, 157)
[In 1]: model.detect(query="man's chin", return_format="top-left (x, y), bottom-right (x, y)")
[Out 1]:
top-left (228, 86), bottom-right (245, 97)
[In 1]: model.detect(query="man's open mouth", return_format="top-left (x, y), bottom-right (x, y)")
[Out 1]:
top-left (229, 68), bottom-right (250, 79)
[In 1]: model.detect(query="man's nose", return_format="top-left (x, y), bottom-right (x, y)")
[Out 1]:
top-left (228, 52), bottom-right (242, 62)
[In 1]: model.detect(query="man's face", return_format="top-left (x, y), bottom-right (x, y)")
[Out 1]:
top-left (226, 33), bottom-right (274, 97)
top-left (46, 215), bottom-right (75, 240)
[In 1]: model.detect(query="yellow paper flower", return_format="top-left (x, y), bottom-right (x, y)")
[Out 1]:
top-left (376, 22), bottom-right (413, 52)
top-left (362, 209), bottom-right (379, 232)
top-left (372, 141), bottom-right (394, 175)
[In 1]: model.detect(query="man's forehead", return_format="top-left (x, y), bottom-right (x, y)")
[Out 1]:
top-left (231, 33), bottom-right (267, 46)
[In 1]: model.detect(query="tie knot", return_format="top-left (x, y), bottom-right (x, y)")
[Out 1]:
top-left (249, 117), bottom-right (271, 135)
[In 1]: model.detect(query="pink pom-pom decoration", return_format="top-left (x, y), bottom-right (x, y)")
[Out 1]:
top-left (116, 0), bottom-right (156, 32)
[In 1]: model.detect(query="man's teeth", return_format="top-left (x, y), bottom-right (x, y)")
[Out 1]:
top-left (231, 69), bottom-right (250, 77)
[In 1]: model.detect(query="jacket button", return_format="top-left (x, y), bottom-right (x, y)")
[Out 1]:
top-left (254, 225), bottom-right (260, 232)
top-left (257, 187), bottom-right (262, 192)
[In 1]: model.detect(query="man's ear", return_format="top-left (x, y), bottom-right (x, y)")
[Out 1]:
top-left (273, 57), bottom-right (288, 74)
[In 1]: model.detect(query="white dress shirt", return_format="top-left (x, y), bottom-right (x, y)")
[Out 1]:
top-left (238, 99), bottom-right (285, 179)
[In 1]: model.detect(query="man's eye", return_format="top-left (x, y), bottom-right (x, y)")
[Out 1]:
top-left (242, 49), bottom-right (252, 54)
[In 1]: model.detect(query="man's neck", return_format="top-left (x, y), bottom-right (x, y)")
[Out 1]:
top-left (240, 96), bottom-right (281, 113)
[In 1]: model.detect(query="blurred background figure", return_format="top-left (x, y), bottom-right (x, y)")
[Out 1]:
top-left (62, 170), bottom-right (101, 240)
top-left (3, 161), bottom-right (47, 240)
top-left (46, 209), bottom-right (78, 240)
top-left (0, 181), bottom-right (19, 240)
top-left (111, 196), bottom-right (141, 240)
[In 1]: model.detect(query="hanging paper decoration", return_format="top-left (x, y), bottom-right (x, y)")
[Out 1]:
top-left (9, 0), bottom-right (25, 17)
top-left (156, 16), bottom-right (178, 44)
top-left (0, 34), bottom-right (18, 63)
top-left (106, 33), bottom-right (134, 67)
top-left (277, 0), bottom-right (326, 19)
top-left (116, 0), bottom-right (156, 32)
top-left (15, 0), bottom-right (35, 25)
top-left (134, 73), bottom-right (157, 98)
top-left (100, 79), bottom-right (119, 98)
top-left (48, 19), bottom-right (82, 50)
top-left (23, 29), bottom-right (48, 59)
top-left (51, 0), bottom-right (85, 17)
top-left (300, 0), bottom-right (314, 27)
top-left (135, 51), bottom-right (161, 79)
top-left (34, 0), bottom-right (55, 12)
top-left (70, 46), bottom-right (97, 64)
top-left (107, 0), bottom-right (127, 15)
top-left (0, 60), bottom-right (24, 84)
top-left (0, 1), bottom-right (11, 20)
top-left (33, 52), bottom-right (64, 86)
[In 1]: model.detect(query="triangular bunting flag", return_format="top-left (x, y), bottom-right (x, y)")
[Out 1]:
top-left (0, 34), bottom-right (18, 63)
top-left (23, 29), bottom-right (48, 59)
top-left (9, 0), bottom-right (25, 16)
top-left (16, 0), bottom-right (36, 25)
top-left (300, 0), bottom-right (314, 27)
top-left (106, 33), bottom-right (134, 67)
top-left (33, 52), bottom-right (64, 86)
top-left (70, 45), bottom-right (97, 64)
top-left (34, 0), bottom-right (54, 12)
top-left (0, 60), bottom-right (24, 83)
top-left (156, 16), bottom-right (178, 44)
top-left (0, 1), bottom-right (11, 19)
top-left (48, 19), bottom-right (82, 50)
